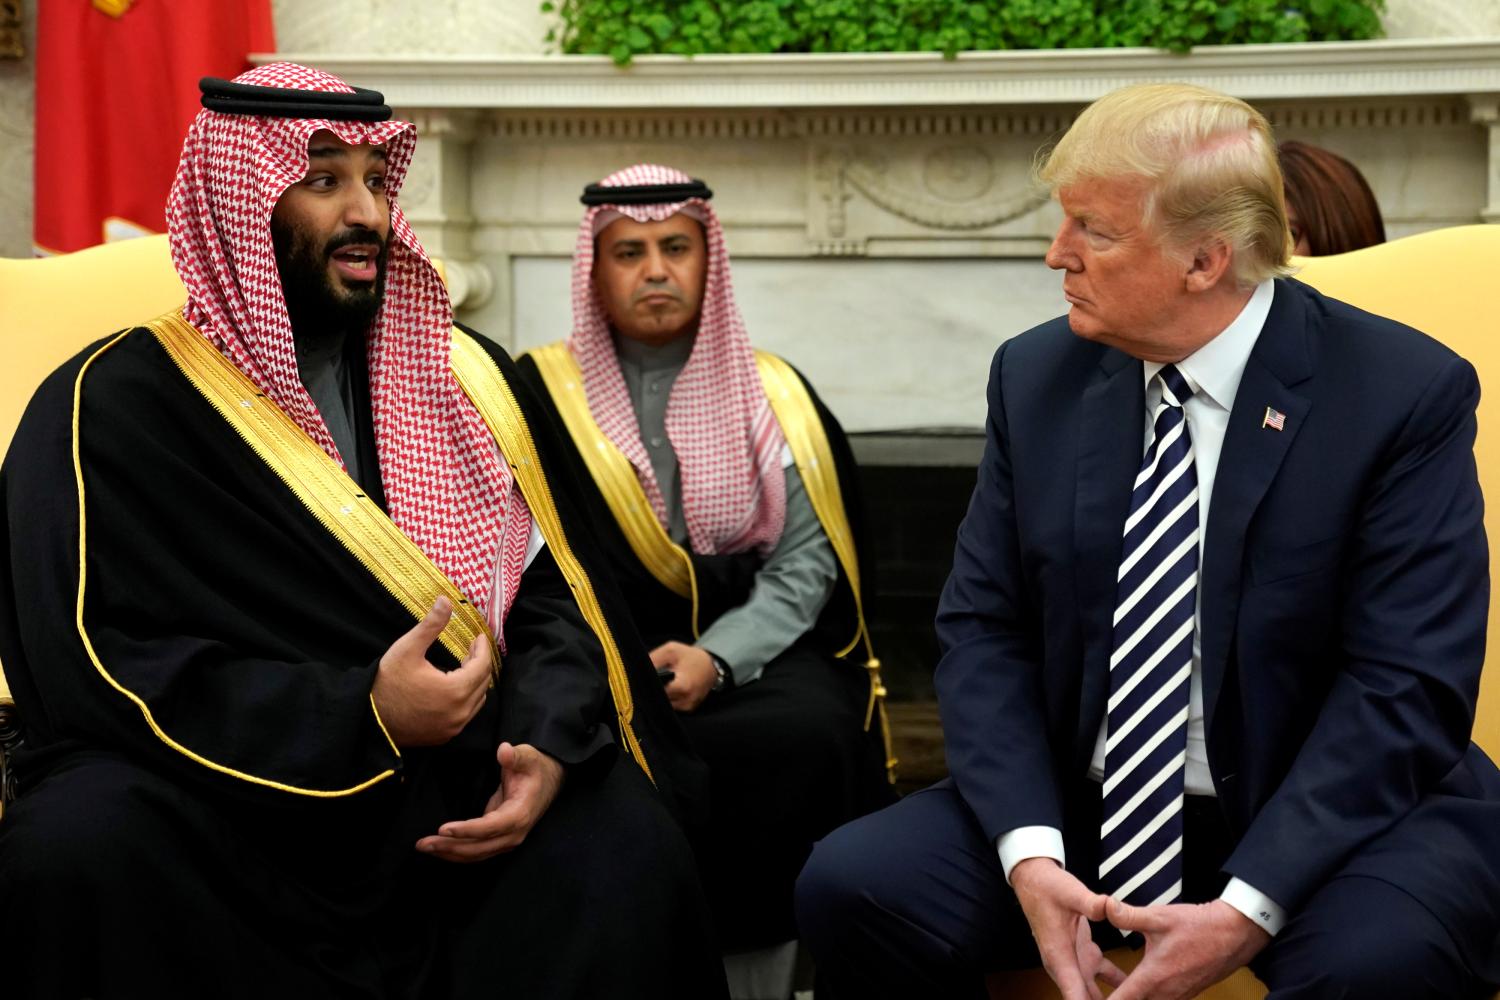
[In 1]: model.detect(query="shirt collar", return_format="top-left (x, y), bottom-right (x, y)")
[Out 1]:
top-left (613, 328), bottom-right (696, 373)
top-left (295, 330), bottom-right (349, 387)
top-left (1143, 279), bottom-right (1274, 412)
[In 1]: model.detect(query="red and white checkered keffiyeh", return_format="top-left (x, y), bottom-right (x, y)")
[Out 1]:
top-left (167, 62), bottom-right (531, 642)
top-left (569, 163), bottom-right (786, 556)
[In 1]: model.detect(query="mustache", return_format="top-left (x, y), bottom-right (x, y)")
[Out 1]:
top-left (633, 285), bottom-right (683, 305)
top-left (323, 227), bottom-right (387, 258)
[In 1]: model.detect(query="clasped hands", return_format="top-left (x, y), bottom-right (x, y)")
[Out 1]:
top-left (372, 598), bottom-right (565, 864)
top-left (1010, 858), bottom-right (1270, 1000)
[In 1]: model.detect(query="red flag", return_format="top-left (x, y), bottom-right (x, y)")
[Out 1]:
top-left (33, 0), bottom-right (274, 255)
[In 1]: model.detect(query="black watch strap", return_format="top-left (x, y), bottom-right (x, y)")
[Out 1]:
top-left (708, 653), bottom-right (732, 692)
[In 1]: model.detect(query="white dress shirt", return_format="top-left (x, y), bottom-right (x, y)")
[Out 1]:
top-left (997, 280), bottom-right (1286, 936)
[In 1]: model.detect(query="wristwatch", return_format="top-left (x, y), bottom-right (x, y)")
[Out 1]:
top-left (708, 654), bottom-right (730, 692)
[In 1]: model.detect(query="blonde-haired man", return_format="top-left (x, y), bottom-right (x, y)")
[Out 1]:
top-left (798, 83), bottom-right (1500, 1000)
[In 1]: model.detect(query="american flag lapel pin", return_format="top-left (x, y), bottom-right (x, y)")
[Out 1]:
top-left (1262, 406), bottom-right (1286, 431)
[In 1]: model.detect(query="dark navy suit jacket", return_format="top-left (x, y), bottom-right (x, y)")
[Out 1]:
top-left (935, 278), bottom-right (1500, 965)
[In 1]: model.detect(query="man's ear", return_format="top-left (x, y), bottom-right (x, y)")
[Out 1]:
top-left (1184, 237), bottom-right (1233, 293)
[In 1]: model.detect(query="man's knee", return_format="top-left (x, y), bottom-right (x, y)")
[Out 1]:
top-left (528, 755), bottom-right (699, 897)
top-left (600, 762), bottom-right (703, 896)
top-left (449, 756), bottom-right (724, 997)
top-left (1261, 877), bottom-right (1475, 1000)
top-left (795, 811), bottom-right (904, 945)
top-left (797, 794), bottom-right (1021, 999)
top-left (1275, 932), bottom-right (1466, 1000)
top-left (792, 803), bottom-right (930, 953)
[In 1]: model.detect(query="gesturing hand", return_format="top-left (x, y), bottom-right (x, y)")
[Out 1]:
top-left (651, 641), bottom-right (717, 713)
top-left (371, 597), bottom-right (492, 747)
top-left (1104, 898), bottom-right (1270, 1000)
top-left (416, 742), bottom-right (565, 863)
top-left (1010, 859), bottom-right (1117, 1000)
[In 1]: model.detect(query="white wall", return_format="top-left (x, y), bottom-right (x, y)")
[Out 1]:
top-left (512, 255), bottom-right (1069, 431)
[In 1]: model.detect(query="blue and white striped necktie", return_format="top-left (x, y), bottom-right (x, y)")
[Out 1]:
top-left (1099, 363), bottom-right (1198, 907)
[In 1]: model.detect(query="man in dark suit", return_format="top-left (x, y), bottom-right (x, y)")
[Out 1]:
top-left (796, 82), bottom-right (1500, 999)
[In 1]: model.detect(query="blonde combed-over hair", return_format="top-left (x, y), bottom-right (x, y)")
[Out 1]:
top-left (1039, 83), bottom-right (1292, 286)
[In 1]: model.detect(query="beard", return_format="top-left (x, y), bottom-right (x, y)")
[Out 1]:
top-left (271, 215), bottom-right (389, 354)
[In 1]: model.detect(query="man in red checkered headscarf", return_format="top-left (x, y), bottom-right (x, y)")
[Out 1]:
top-left (516, 164), bottom-right (896, 955)
top-left (0, 65), bottom-right (722, 999)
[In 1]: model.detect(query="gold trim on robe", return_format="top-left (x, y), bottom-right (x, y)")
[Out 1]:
top-left (526, 340), bottom-right (895, 777)
top-left (149, 312), bottom-right (489, 666)
top-left (450, 331), bottom-right (655, 785)
top-left (753, 350), bottom-right (870, 660)
top-left (753, 351), bottom-right (894, 776)
top-left (69, 315), bottom-right (440, 797)
top-left (527, 342), bottom-right (704, 636)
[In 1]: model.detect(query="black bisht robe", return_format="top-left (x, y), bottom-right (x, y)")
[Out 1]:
top-left (0, 318), bottom-right (717, 998)
top-left (516, 346), bottom-right (895, 949)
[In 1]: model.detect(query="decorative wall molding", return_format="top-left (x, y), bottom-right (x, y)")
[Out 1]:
top-left (818, 147), bottom-right (1049, 236)
top-left (488, 112), bottom-right (800, 142)
top-left (801, 111), bottom-right (1076, 137)
top-left (267, 38), bottom-right (1500, 110)
top-left (476, 102), bottom-right (1479, 143)
top-left (1260, 100), bottom-right (1469, 130)
top-left (482, 109), bottom-right (1084, 142)
top-left (1467, 95), bottom-right (1500, 223)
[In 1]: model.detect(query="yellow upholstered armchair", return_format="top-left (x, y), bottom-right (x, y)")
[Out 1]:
top-left (1292, 225), bottom-right (1500, 759)
top-left (0, 235), bottom-right (189, 816)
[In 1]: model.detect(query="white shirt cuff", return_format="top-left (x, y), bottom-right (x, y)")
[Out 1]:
top-left (1219, 877), bottom-right (1287, 936)
top-left (996, 826), bottom-right (1066, 884)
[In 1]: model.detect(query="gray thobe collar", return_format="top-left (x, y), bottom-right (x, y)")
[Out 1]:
top-left (296, 331), bottom-right (362, 484)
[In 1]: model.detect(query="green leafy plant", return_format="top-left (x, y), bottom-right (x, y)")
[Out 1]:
top-left (543, 0), bottom-right (1384, 65)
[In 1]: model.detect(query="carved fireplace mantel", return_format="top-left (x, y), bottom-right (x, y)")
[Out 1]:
top-left (259, 40), bottom-right (1500, 432)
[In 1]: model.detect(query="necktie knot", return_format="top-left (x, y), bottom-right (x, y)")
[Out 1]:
top-left (1158, 364), bottom-right (1194, 408)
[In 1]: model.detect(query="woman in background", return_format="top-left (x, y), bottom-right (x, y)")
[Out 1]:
top-left (1278, 139), bottom-right (1386, 256)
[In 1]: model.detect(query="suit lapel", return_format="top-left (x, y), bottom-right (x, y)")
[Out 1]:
top-left (1200, 280), bottom-right (1315, 738)
top-left (1074, 348), bottom-right (1144, 768)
